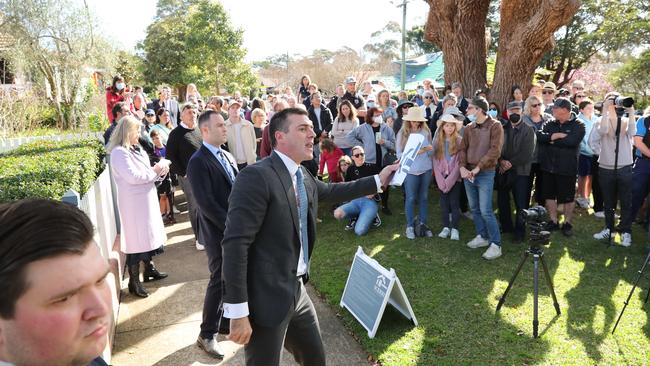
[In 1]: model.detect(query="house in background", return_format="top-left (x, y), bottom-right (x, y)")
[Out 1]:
top-left (377, 52), bottom-right (445, 91)
top-left (0, 32), bottom-right (32, 96)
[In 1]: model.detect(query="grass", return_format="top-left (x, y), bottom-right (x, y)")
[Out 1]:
top-left (309, 188), bottom-right (650, 365)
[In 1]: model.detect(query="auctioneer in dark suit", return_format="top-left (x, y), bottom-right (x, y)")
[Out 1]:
top-left (187, 143), bottom-right (238, 340)
top-left (221, 150), bottom-right (378, 365)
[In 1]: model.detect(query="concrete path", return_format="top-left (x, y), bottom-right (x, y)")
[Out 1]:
top-left (111, 195), bottom-right (370, 366)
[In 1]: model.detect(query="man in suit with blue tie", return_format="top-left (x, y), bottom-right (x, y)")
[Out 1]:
top-left (221, 108), bottom-right (399, 365)
top-left (187, 110), bottom-right (238, 358)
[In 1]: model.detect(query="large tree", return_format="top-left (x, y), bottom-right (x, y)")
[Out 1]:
top-left (141, 0), bottom-right (257, 97)
top-left (424, 0), bottom-right (580, 108)
top-left (424, 0), bottom-right (492, 96)
top-left (0, 0), bottom-right (113, 129)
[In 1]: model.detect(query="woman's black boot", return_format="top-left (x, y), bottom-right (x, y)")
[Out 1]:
top-left (143, 260), bottom-right (168, 282)
top-left (128, 264), bottom-right (149, 298)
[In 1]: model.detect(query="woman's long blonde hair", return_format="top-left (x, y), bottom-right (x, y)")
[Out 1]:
top-left (434, 122), bottom-right (461, 160)
top-left (399, 120), bottom-right (431, 151)
top-left (107, 115), bottom-right (143, 153)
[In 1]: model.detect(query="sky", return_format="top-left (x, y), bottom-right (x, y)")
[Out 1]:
top-left (87, 0), bottom-right (431, 62)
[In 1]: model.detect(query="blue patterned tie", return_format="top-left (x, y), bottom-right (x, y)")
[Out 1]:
top-left (295, 168), bottom-right (309, 268)
top-left (216, 150), bottom-right (236, 183)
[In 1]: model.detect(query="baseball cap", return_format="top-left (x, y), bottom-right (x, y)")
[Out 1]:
top-left (145, 109), bottom-right (155, 116)
top-left (344, 76), bottom-right (357, 84)
top-left (542, 81), bottom-right (557, 90)
top-left (506, 101), bottom-right (523, 110)
top-left (552, 97), bottom-right (572, 111)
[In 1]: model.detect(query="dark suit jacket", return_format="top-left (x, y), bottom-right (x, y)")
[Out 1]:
top-left (222, 152), bottom-right (377, 327)
top-left (148, 98), bottom-right (180, 127)
top-left (307, 105), bottom-right (333, 141)
top-left (187, 145), bottom-right (237, 246)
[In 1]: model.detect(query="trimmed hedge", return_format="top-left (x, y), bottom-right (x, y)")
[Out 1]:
top-left (0, 138), bottom-right (106, 202)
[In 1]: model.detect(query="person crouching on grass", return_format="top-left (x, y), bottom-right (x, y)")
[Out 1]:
top-left (433, 113), bottom-right (464, 241)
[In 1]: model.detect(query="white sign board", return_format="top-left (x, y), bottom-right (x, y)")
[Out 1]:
top-left (390, 133), bottom-right (425, 186)
top-left (340, 246), bottom-right (418, 338)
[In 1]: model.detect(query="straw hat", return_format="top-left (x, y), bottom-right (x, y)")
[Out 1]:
top-left (402, 106), bottom-right (427, 122)
top-left (436, 113), bottom-right (464, 129)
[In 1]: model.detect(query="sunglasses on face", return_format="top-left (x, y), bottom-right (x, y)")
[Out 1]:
top-left (424, 96), bottom-right (433, 99)
top-left (402, 106), bottom-right (410, 109)
top-left (531, 103), bottom-right (541, 108)
top-left (353, 153), bottom-right (365, 158)
top-left (576, 95), bottom-right (586, 98)
top-left (574, 87), bottom-right (585, 90)
top-left (542, 90), bottom-right (554, 95)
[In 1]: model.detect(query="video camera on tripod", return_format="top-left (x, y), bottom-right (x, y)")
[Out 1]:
top-left (519, 206), bottom-right (551, 247)
top-left (497, 205), bottom-right (560, 337)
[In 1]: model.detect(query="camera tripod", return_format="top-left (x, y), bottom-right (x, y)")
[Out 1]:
top-left (496, 239), bottom-right (561, 338)
top-left (612, 249), bottom-right (650, 334)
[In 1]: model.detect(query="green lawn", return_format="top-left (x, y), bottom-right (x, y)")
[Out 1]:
top-left (310, 188), bottom-right (650, 365)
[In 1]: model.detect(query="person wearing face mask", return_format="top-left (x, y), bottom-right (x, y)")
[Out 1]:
top-left (496, 102), bottom-right (536, 243)
top-left (346, 107), bottom-right (396, 214)
top-left (459, 97), bottom-right (504, 260)
top-left (106, 75), bottom-right (132, 123)
top-left (411, 85), bottom-right (425, 106)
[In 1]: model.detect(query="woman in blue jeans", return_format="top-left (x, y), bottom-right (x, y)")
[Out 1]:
top-left (333, 146), bottom-right (380, 236)
top-left (396, 107), bottom-right (434, 239)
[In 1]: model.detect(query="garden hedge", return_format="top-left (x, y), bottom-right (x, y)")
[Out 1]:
top-left (0, 138), bottom-right (106, 202)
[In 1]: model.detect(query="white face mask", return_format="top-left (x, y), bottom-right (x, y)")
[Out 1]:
top-left (372, 116), bottom-right (383, 124)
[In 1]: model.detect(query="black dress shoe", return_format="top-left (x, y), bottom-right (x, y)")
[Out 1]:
top-left (197, 336), bottom-right (225, 359)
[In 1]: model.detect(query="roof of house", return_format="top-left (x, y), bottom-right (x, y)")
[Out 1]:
top-left (377, 52), bottom-right (445, 90)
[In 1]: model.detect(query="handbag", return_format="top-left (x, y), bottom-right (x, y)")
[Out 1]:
top-left (382, 150), bottom-right (398, 167)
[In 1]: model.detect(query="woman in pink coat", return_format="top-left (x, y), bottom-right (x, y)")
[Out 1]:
top-left (108, 115), bottom-right (170, 298)
top-left (432, 113), bottom-right (464, 241)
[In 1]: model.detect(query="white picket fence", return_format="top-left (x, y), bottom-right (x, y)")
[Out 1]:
top-left (0, 131), bottom-right (104, 153)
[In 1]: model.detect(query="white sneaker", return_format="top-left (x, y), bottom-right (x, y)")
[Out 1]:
top-left (482, 243), bottom-right (502, 260)
top-left (593, 228), bottom-right (610, 240)
top-left (195, 241), bottom-right (205, 251)
top-left (621, 233), bottom-right (632, 247)
top-left (406, 226), bottom-right (415, 240)
top-left (594, 211), bottom-right (605, 218)
top-left (450, 229), bottom-right (460, 241)
top-left (438, 227), bottom-right (450, 238)
top-left (173, 205), bottom-right (181, 214)
top-left (467, 235), bottom-right (489, 249)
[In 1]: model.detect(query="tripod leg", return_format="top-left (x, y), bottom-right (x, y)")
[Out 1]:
top-left (496, 251), bottom-right (530, 312)
top-left (533, 254), bottom-right (540, 338)
top-left (540, 253), bottom-right (561, 315)
top-left (612, 250), bottom-right (650, 334)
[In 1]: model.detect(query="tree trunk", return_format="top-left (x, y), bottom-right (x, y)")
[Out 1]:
top-left (491, 0), bottom-right (580, 110)
top-left (424, 0), bottom-right (491, 96)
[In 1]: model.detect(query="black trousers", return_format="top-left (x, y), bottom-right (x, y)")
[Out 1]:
top-left (199, 236), bottom-right (229, 339)
top-left (600, 166), bottom-right (634, 233)
top-left (497, 175), bottom-right (530, 239)
top-left (591, 155), bottom-right (604, 212)
top-left (245, 279), bottom-right (326, 366)
top-left (528, 163), bottom-right (545, 207)
top-left (178, 176), bottom-right (198, 240)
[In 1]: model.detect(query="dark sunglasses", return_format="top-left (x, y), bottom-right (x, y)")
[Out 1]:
top-left (401, 105), bottom-right (411, 109)
top-left (353, 153), bottom-right (365, 158)
top-left (424, 96), bottom-right (434, 99)
top-left (542, 90), bottom-right (555, 95)
top-left (531, 103), bottom-right (541, 108)
top-left (575, 95), bottom-right (586, 98)
top-left (146, 113), bottom-right (155, 117)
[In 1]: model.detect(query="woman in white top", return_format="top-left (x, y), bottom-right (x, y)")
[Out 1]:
top-left (331, 99), bottom-right (359, 156)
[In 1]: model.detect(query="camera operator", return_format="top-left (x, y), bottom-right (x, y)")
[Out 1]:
top-left (589, 93), bottom-right (636, 246)
top-left (536, 98), bottom-right (586, 237)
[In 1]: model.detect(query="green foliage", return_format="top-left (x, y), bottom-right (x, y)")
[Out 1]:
top-left (114, 50), bottom-right (146, 86)
top-left (405, 25), bottom-right (440, 55)
top-left (141, 0), bottom-right (257, 95)
top-left (540, 0), bottom-right (650, 86)
top-left (0, 0), bottom-right (116, 129)
top-left (0, 138), bottom-right (105, 202)
top-left (609, 50), bottom-right (650, 109)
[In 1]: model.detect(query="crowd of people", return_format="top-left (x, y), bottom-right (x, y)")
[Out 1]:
top-left (8, 72), bottom-right (642, 365)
